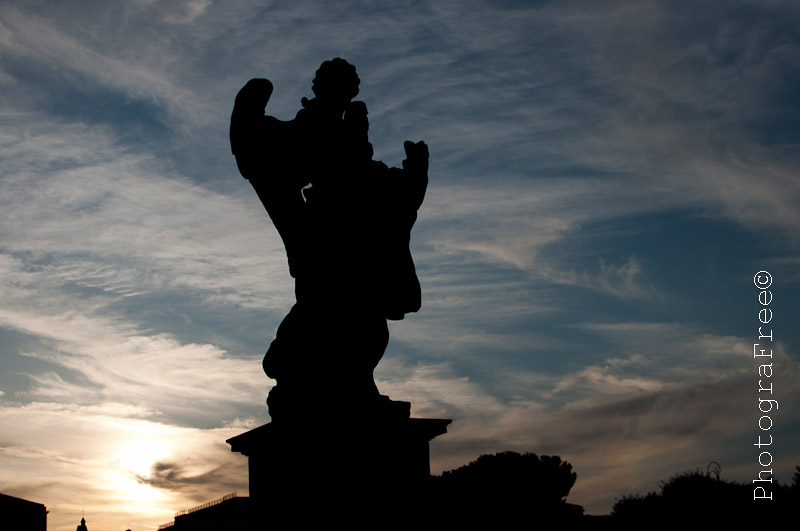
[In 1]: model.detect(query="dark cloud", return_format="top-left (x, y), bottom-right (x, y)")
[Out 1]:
top-left (136, 457), bottom-right (245, 502)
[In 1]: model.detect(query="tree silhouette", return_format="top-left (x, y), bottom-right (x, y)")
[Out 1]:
top-left (429, 451), bottom-right (582, 524)
top-left (440, 451), bottom-right (576, 503)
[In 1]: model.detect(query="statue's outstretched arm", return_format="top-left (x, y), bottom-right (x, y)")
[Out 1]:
top-left (402, 140), bottom-right (429, 211)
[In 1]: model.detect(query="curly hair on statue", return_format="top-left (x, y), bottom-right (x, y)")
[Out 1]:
top-left (311, 58), bottom-right (360, 102)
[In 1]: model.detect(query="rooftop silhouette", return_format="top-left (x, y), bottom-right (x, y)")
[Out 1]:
top-left (1, 491), bottom-right (47, 531)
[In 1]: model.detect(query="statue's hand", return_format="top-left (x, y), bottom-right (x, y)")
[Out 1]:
top-left (346, 101), bottom-right (368, 120)
top-left (344, 101), bottom-right (369, 136)
top-left (402, 140), bottom-right (429, 175)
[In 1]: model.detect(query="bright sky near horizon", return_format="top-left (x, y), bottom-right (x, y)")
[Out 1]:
top-left (1, 1), bottom-right (799, 529)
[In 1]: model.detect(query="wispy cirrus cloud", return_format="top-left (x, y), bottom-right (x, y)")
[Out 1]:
top-left (1, 116), bottom-right (293, 309)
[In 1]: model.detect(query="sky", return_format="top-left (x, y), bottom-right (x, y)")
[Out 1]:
top-left (1, 0), bottom-right (799, 528)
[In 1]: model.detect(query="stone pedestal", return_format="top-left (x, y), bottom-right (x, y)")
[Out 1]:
top-left (227, 416), bottom-right (450, 523)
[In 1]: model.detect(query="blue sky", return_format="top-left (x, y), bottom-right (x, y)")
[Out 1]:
top-left (1, 0), bottom-right (799, 529)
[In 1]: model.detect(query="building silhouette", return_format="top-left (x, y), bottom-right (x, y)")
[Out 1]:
top-left (1, 491), bottom-right (47, 531)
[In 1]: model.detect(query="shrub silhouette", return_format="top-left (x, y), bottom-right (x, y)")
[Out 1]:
top-left (613, 467), bottom-right (797, 523)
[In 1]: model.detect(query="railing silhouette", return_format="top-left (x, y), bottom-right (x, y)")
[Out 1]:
top-left (175, 492), bottom-right (242, 517)
top-left (157, 491), bottom-right (244, 529)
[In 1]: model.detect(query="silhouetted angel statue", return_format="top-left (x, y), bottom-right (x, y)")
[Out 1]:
top-left (231, 59), bottom-right (428, 421)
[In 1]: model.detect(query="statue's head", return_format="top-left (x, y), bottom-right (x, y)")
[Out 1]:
top-left (311, 58), bottom-right (360, 110)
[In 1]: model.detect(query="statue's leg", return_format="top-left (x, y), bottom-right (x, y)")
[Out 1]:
top-left (264, 300), bottom-right (392, 421)
top-left (262, 302), bottom-right (303, 380)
